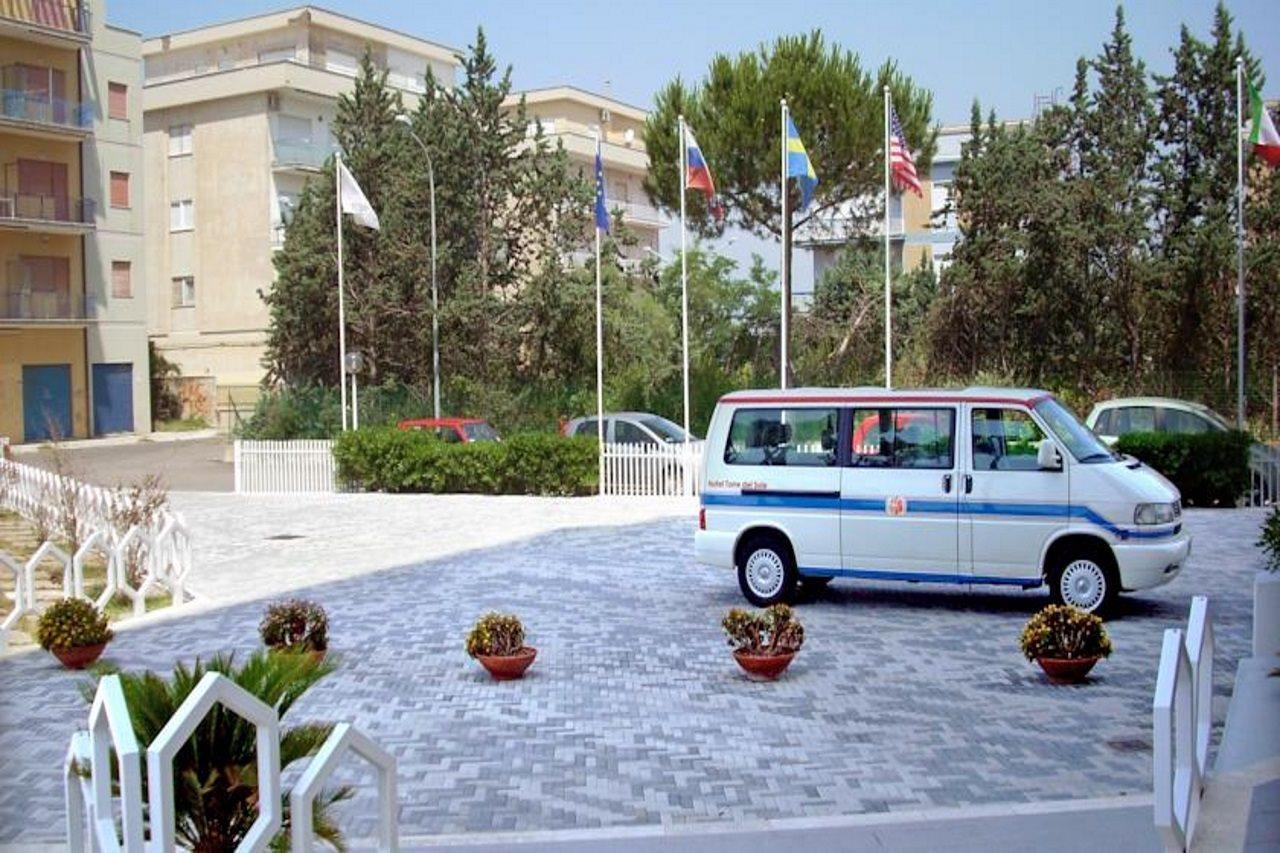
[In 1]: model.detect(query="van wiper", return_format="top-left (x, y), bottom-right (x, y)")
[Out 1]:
top-left (1078, 452), bottom-right (1114, 463)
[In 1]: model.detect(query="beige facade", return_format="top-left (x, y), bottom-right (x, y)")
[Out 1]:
top-left (141, 7), bottom-right (461, 425)
top-left (509, 86), bottom-right (662, 265)
top-left (1, 0), bottom-right (150, 443)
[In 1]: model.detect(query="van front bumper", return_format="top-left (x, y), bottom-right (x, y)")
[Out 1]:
top-left (694, 529), bottom-right (736, 570)
top-left (1114, 530), bottom-right (1192, 591)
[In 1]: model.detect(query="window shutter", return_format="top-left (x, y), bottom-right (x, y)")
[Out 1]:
top-left (111, 261), bottom-right (132, 298)
top-left (108, 82), bottom-right (127, 120)
top-left (110, 172), bottom-right (129, 208)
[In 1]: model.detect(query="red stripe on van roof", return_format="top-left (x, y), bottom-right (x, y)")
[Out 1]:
top-left (720, 394), bottom-right (1050, 407)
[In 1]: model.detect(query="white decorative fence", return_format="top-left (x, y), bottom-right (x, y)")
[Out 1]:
top-left (0, 460), bottom-right (192, 651)
top-left (1248, 443), bottom-right (1280, 507)
top-left (601, 441), bottom-right (702, 497)
top-left (1153, 595), bottom-right (1214, 853)
top-left (66, 672), bottom-right (399, 852)
top-left (235, 440), bottom-right (337, 494)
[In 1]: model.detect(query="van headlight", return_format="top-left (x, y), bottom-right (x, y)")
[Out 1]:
top-left (1134, 502), bottom-right (1179, 525)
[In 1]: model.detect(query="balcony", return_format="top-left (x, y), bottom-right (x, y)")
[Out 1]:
top-left (0, 192), bottom-right (95, 233)
top-left (614, 200), bottom-right (665, 230)
top-left (0, 1), bottom-right (90, 45)
top-left (0, 89), bottom-right (92, 139)
top-left (0, 284), bottom-right (84, 323)
top-left (271, 139), bottom-right (335, 173)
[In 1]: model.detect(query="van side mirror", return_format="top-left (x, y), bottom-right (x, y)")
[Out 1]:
top-left (1037, 439), bottom-right (1063, 471)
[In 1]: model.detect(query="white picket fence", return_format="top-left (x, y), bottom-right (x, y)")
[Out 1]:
top-left (601, 441), bottom-right (703, 497)
top-left (1248, 443), bottom-right (1280, 507)
top-left (1153, 595), bottom-right (1214, 852)
top-left (66, 671), bottom-right (399, 852)
top-left (0, 459), bottom-right (193, 651)
top-left (235, 440), bottom-right (337, 494)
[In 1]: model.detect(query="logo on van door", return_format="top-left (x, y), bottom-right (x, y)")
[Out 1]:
top-left (886, 496), bottom-right (908, 517)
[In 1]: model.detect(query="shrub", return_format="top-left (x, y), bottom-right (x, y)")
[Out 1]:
top-left (259, 598), bottom-right (329, 652)
top-left (237, 382), bottom-right (433, 440)
top-left (1019, 605), bottom-right (1112, 661)
top-left (36, 598), bottom-right (113, 651)
top-left (1114, 430), bottom-right (1251, 506)
top-left (333, 427), bottom-right (597, 495)
top-left (465, 613), bottom-right (526, 658)
top-left (1259, 505), bottom-right (1280, 573)
top-left (722, 604), bottom-right (805, 655)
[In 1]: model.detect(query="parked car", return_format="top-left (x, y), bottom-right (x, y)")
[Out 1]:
top-left (1086, 397), bottom-right (1230, 445)
top-left (696, 387), bottom-right (1189, 615)
top-left (562, 412), bottom-right (701, 446)
top-left (397, 417), bottom-right (501, 443)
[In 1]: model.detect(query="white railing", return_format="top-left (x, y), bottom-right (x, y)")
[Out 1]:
top-left (66, 672), bottom-right (399, 852)
top-left (1153, 595), bottom-right (1213, 852)
top-left (0, 459), bottom-right (192, 651)
top-left (1248, 443), bottom-right (1280, 507)
top-left (235, 440), bottom-right (337, 494)
top-left (601, 441), bottom-right (702, 497)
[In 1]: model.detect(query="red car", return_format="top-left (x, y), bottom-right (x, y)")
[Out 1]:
top-left (396, 417), bottom-right (501, 443)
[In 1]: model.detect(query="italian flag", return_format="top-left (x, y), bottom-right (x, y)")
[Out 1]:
top-left (1249, 79), bottom-right (1280, 167)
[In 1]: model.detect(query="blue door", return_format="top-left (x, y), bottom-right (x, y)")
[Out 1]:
top-left (22, 364), bottom-right (73, 442)
top-left (92, 363), bottom-right (134, 436)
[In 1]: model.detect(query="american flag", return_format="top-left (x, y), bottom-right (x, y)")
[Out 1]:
top-left (889, 105), bottom-right (922, 197)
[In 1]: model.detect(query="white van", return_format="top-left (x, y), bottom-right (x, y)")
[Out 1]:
top-left (695, 387), bottom-right (1191, 615)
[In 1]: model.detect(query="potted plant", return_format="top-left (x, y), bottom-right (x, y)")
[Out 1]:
top-left (1020, 604), bottom-right (1112, 684)
top-left (259, 598), bottom-right (329, 660)
top-left (722, 604), bottom-right (805, 680)
top-left (37, 598), bottom-right (114, 669)
top-left (466, 612), bottom-right (536, 680)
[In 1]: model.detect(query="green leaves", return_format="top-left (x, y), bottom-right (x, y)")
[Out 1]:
top-left (1115, 430), bottom-right (1252, 506)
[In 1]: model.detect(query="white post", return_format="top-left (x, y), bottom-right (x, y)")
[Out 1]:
top-left (779, 99), bottom-right (789, 390)
top-left (335, 153), bottom-right (349, 432)
top-left (679, 115), bottom-right (692, 495)
top-left (350, 372), bottom-right (359, 430)
top-left (233, 440), bottom-right (242, 494)
top-left (1236, 57), bottom-right (1246, 428)
top-left (595, 130), bottom-right (606, 497)
top-left (884, 85), bottom-right (892, 389)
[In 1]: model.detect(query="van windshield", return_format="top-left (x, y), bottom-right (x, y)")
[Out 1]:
top-left (1034, 398), bottom-right (1117, 463)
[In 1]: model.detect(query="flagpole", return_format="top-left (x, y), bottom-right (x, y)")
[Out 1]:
top-left (883, 85), bottom-right (892, 390)
top-left (336, 152), bottom-right (349, 432)
top-left (1236, 55), bottom-right (1246, 428)
top-left (779, 99), bottom-right (789, 390)
top-left (594, 130), bottom-right (606, 496)
top-left (678, 115), bottom-right (692, 495)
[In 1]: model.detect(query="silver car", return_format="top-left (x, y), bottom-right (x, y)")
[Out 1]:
top-left (1085, 397), bottom-right (1230, 445)
top-left (563, 411), bottom-right (701, 445)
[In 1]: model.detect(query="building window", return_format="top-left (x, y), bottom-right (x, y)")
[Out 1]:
top-left (325, 48), bottom-right (357, 76)
top-left (171, 276), bottom-right (195, 308)
top-left (168, 124), bottom-right (193, 156)
top-left (258, 44), bottom-right (296, 64)
top-left (169, 199), bottom-right (194, 231)
top-left (109, 171), bottom-right (130, 208)
top-left (111, 261), bottom-right (132, 298)
top-left (108, 82), bottom-right (127, 120)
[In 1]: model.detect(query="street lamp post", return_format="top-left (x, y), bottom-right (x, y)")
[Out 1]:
top-left (395, 113), bottom-right (441, 420)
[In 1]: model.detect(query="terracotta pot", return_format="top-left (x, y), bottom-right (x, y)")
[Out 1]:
top-left (476, 647), bottom-right (537, 681)
top-left (1036, 655), bottom-right (1100, 684)
top-left (52, 643), bottom-right (107, 670)
top-left (733, 649), bottom-right (796, 680)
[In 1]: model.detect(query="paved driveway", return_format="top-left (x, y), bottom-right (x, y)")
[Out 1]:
top-left (0, 508), bottom-right (1263, 843)
top-left (15, 436), bottom-right (232, 492)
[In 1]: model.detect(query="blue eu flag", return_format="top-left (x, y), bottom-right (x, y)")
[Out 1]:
top-left (594, 147), bottom-right (610, 233)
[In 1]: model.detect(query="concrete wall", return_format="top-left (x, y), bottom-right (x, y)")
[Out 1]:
top-left (0, 327), bottom-right (88, 441)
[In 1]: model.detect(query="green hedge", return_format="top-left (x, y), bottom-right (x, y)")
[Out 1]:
top-left (1115, 430), bottom-right (1252, 506)
top-left (333, 428), bottom-right (598, 496)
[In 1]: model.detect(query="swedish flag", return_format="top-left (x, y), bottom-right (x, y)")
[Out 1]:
top-left (785, 115), bottom-right (818, 211)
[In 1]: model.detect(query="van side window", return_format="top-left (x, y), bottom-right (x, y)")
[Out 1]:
top-left (850, 408), bottom-right (955, 469)
top-left (972, 408), bottom-right (1046, 471)
top-left (724, 408), bottom-right (838, 467)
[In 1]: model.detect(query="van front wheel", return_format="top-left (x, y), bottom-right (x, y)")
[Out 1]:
top-left (1048, 549), bottom-right (1118, 615)
top-left (737, 535), bottom-right (797, 606)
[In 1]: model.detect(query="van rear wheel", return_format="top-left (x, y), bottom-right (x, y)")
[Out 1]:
top-left (1048, 547), bottom-right (1118, 616)
top-left (737, 534), bottom-right (797, 607)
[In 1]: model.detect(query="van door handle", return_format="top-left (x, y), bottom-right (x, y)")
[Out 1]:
top-left (964, 474), bottom-right (973, 494)
top-left (942, 474), bottom-right (952, 493)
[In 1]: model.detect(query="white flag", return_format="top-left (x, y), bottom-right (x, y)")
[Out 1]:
top-left (338, 159), bottom-right (380, 230)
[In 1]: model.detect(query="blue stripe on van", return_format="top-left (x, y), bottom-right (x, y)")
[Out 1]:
top-left (800, 566), bottom-right (1044, 588)
top-left (700, 493), bottom-right (1181, 541)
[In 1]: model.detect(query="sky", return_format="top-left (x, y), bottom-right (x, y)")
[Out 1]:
top-left (109, 0), bottom-right (1280, 288)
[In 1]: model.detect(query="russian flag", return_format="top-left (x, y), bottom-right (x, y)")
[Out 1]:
top-left (684, 125), bottom-right (723, 221)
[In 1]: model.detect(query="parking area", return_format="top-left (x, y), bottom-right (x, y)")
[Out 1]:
top-left (13, 435), bottom-right (233, 492)
top-left (0, 506), bottom-right (1263, 843)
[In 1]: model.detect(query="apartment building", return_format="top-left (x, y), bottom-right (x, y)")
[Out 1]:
top-left (141, 7), bottom-right (460, 426)
top-left (1, 0), bottom-right (149, 443)
top-left (511, 86), bottom-right (663, 265)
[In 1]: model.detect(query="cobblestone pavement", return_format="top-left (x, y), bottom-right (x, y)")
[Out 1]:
top-left (0, 507), bottom-right (1265, 843)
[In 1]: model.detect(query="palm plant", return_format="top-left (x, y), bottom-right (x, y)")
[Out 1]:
top-left (82, 650), bottom-right (351, 851)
